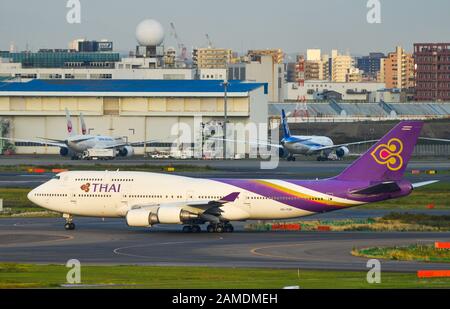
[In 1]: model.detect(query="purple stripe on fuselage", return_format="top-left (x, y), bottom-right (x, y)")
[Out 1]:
top-left (285, 179), bottom-right (413, 204)
top-left (212, 179), bottom-right (344, 213)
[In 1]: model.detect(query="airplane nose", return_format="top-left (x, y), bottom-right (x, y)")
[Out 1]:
top-left (27, 189), bottom-right (37, 204)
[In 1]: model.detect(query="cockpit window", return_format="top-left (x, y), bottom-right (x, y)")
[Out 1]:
top-left (52, 175), bottom-right (61, 180)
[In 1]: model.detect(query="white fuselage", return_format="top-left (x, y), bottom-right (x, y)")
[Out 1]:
top-left (282, 135), bottom-right (333, 155)
top-left (67, 135), bottom-right (124, 153)
top-left (28, 171), bottom-right (362, 223)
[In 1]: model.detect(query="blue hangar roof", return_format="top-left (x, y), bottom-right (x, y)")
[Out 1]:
top-left (0, 79), bottom-right (268, 94)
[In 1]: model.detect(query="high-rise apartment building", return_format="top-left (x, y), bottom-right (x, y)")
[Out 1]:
top-left (304, 49), bottom-right (330, 80)
top-left (321, 54), bottom-right (330, 81)
top-left (331, 54), bottom-right (354, 82)
top-left (306, 49), bottom-right (321, 61)
top-left (382, 46), bottom-right (415, 90)
top-left (247, 49), bottom-right (284, 64)
top-left (305, 60), bottom-right (324, 80)
top-left (193, 48), bottom-right (232, 69)
top-left (414, 43), bottom-right (450, 101)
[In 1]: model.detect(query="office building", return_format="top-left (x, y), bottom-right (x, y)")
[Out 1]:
top-left (356, 52), bottom-right (385, 79)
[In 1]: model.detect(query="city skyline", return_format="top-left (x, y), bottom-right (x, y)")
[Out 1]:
top-left (1, 0), bottom-right (449, 55)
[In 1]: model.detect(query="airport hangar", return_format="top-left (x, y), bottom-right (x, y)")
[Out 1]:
top-left (0, 79), bottom-right (268, 156)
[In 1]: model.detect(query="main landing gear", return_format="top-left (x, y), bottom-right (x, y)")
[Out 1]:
top-left (63, 214), bottom-right (75, 230)
top-left (181, 223), bottom-right (235, 233)
top-left (182, 225), bottom-right (202, 233)
top-left (287, 156), bottom-right (296, 162)
top-left (207, 223), bottom-right (234, 233)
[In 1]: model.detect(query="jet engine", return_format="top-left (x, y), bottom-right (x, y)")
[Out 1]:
top-left (336, 146), bottom-right (350, 158)
top-left (59, 147), bottom-right (75, 157)
top-left (119, 146), bottom-right (134, 157)
top-left (126, 207), bottom-right (199, 227)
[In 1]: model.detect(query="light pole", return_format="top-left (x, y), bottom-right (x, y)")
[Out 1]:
top-left (222, 79), bottom-right (229, 159)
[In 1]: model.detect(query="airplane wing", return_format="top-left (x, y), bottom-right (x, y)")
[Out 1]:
top-left (133, 192), bottom-right (240, 213)
top-left (210, 137), bottom-right (283, 149)
top-left (37, 136), bottom-right (93, 144)
top-left (100, 139), bottom-right (160, 149)
top-left (185, 192), bottom-right (240, 209)
top-left (127, 139), bottom-right (160, 147)
top-left (0, 137), bottom-right (67, 148)
top-left (36, 137), bottom-right (66, 143)
top-left (419, 137), bottom-right (450, 143)
top-left (311, 140), bottom-right (379, 152)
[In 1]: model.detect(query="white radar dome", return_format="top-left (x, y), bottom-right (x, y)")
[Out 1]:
top-left (135, 19), bottom-right (165, 46)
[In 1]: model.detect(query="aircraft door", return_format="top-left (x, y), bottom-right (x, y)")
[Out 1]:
top-left (186, 190), bottom-right (195, 202)
top-left (241, 192), bottom-right (251, 211)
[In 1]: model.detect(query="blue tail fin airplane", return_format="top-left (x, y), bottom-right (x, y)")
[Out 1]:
top-left (277, 109), bottom-right (378, 161)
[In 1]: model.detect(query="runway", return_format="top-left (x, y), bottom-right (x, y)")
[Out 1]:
top-left (1, 158), bottom-right (449, 188)
top-left (0, 217), bottom-right (449, 272)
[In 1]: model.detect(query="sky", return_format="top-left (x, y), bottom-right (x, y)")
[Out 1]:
top-left (0, 0), bottom-right (449, 56)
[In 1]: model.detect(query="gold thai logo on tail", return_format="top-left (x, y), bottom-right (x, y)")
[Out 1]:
top-left (370, 138), bottom-right (404, 171)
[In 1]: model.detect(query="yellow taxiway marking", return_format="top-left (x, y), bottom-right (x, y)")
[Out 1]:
top-left (0, 233), bottom-right (74, 247)
top-left (113, 237), bottom-right (224, 259)
top-left (250, 243), bottom-right (306, 261)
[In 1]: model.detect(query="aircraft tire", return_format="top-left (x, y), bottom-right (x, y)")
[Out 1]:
top-left (64, 223), bottom-right (75, 230)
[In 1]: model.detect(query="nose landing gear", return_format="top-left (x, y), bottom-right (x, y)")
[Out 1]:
top-left (63, 214), bottom-right (75, 230)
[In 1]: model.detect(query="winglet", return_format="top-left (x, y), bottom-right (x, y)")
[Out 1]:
top-left (219, 192), bottom-right (240, 203)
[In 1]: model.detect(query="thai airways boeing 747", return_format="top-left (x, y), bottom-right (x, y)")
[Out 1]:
top-left (28, 121), bottom-right (436, 232)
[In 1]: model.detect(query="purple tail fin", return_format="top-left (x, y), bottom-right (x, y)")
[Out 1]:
top-left (335, 121), bottom-right (423, 182)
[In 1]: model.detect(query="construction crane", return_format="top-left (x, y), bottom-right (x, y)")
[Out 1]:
top-left (205, 34), bottom-right (213, 48)
top-left (169, 22), bottom-right (187, 61)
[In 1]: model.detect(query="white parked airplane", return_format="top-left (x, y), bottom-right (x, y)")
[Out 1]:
top-left (27, 121), bottom-right (436, 233)
top-left (0, 109), bottom-right (151, 160)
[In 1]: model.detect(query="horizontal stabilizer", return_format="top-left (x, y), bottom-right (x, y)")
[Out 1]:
top-left (350, 182), bottom-right (401, 195)
top-left (412, 180), bottom-right (439, 189)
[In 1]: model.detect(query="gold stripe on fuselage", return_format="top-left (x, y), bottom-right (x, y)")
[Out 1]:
top-left (254, 180), bottom-right (353, 207)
